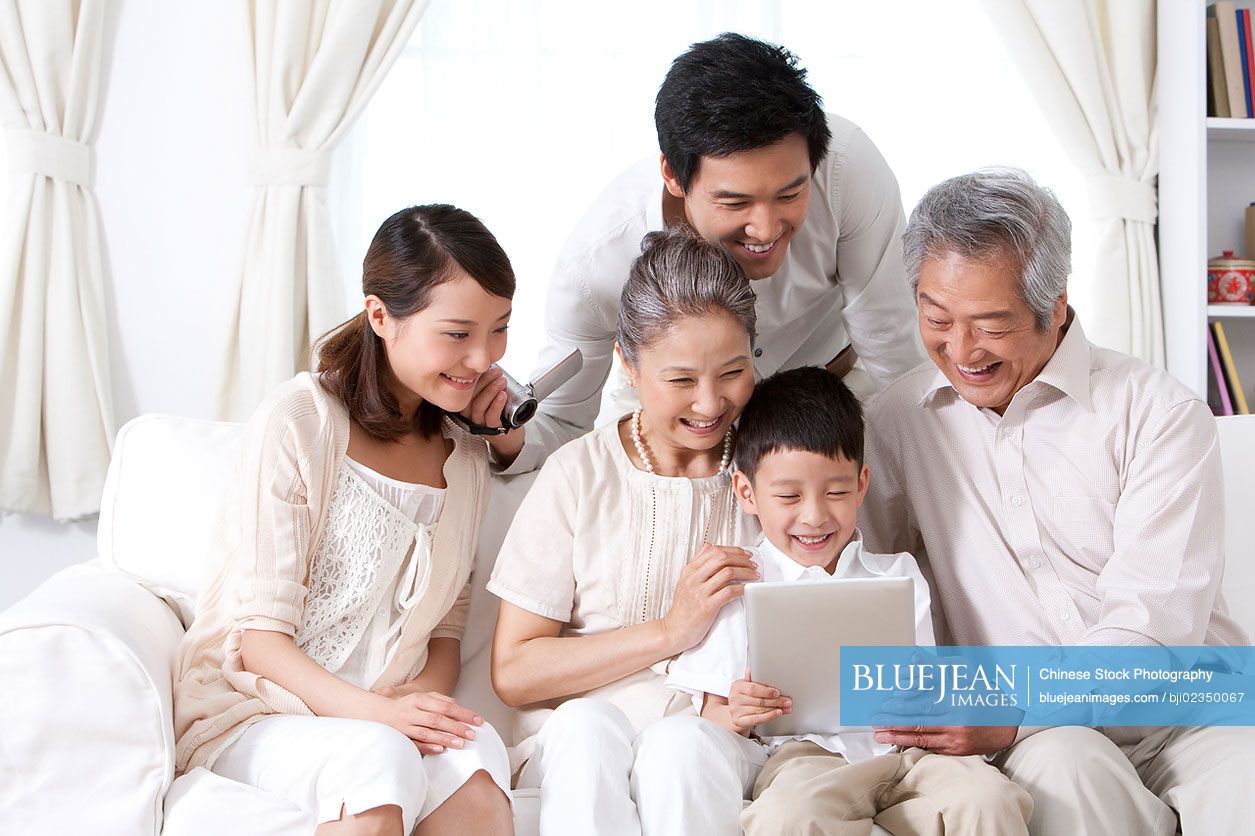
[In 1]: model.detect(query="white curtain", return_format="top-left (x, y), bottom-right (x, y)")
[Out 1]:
top-left (0, 0), bottom-right (113, 520)
top-left (217, 0), bottom-right (429, 420)
top-left (983, 0), bottom-right (1162, 365)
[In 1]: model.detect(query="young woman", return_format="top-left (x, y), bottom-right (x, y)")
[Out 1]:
top-left (174, 205), bottom-right (516, 836)
top-left (488, 228), bottom-right (763, 836)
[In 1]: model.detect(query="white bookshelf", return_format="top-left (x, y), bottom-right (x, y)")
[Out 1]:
top-left (1207, 117), bottom-right (1255, 140)
top-left (1160, 0), bottom-right (1255, 407)
top-left (1209, 305), bottom-right (1255, 318)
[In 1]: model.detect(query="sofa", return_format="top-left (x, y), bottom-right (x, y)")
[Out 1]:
top-left (2, 413), bottom-right (1252, 835)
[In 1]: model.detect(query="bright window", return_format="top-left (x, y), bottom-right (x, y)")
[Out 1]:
top-left (332, 0), bottom-right (1094, 373)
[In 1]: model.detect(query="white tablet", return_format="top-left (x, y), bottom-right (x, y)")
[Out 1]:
top-left (745, 576), bottom-right (915, 737)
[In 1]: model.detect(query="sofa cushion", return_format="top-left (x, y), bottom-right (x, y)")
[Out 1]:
top-left (0, 562), bottom-right (184, 836)
top-left (97, 415), bottom-right (244, 626)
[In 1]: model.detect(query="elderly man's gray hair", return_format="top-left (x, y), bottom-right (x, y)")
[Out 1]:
top-left (903, 167), bottom-right (1072, 331)
top-left (617, 228), bottom-right (758, 366)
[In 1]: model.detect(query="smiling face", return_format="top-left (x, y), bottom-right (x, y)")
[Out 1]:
top-left (662, 132), bottom-right (812, 281)
top-left (916, 249), bottom-right (1067, 415)
top-left (367, 268), bottom-right (512, 416)
top-left (734, 448), bottom-right (868, 572)
top-left (623, 311), bottom-right (755, 459)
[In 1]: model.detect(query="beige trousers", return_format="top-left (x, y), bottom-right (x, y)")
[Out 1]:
top-left (995, 725), bottom-right (1255, 836)
top-left (741, 741), bottom-right (1032, 836)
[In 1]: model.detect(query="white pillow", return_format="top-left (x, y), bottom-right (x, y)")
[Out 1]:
top-left (97, 415), bottom-right (243, 626)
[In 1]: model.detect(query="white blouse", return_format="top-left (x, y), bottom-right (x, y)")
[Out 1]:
top-left (488, 419), bottom-right (760, 762)
top-left (296, 456), bottom-right (446, 691)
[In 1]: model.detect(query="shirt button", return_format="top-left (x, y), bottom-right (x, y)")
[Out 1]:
top-left (1030, 557), bottom-right (1043, 569)
top-left (1059, 610), bottom-right (1071, 622)
top-left (1012, 495), bottom-right (1025, 507)
top-left (1003, 427), bottom-right (1014, 439)
top-left (377, 607), bottom-right (387, 616)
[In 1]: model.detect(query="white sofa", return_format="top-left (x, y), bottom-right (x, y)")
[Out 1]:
top-left (2, 413), bottom-right (1252, 835)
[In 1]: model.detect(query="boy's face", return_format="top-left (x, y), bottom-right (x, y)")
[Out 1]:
top-left (733, 449), bottom-right (869, 573)
top-left (661, 132), bottom-right (812, 281)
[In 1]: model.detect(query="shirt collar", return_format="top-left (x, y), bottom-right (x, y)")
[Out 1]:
top-left (917, 307), bottom-right (1091, 411)
top-left (1030, 308), bottom-right (1091, 410)
top-left (758, 530), bottom-right (866, 582)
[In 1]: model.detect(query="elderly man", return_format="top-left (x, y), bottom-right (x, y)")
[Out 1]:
top-left (861, 168), bottom-right (1253, 835)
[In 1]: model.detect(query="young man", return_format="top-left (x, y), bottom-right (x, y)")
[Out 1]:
top-left (663, 367), bottom-right (1032, 835)
top-left (471, 33), bottom-right (923, 473)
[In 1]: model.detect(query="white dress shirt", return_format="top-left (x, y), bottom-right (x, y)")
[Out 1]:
top-left (862, 312), bottom-right (1248, 650)
top-left (499, 113), bottom-right (924, 475)
top-left (665, 531), bottom-right (935, 763)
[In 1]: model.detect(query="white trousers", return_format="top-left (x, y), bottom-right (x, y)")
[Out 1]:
top-left (212, 715), bottom-right (512, 833)
top-left (995, 725), bottom-right (1255, 836)
top-left (516, 699), bottom-right (768, 836)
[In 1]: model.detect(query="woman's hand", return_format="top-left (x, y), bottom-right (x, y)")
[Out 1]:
top-left (461, 366), bottom-right (525, 465)
top-left (728, 671), bottom-right (791, 735)
top-left (662, 544), bottom-right (758, 653)
top-left (375, 690), bottom-right (484, 755)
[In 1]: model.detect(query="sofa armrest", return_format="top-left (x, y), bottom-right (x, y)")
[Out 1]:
top-left (0, 561), bottom-right (185, 836)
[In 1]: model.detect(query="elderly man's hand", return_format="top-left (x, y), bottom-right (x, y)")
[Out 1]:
top-left (873, 725), bottom-right (1017, 756)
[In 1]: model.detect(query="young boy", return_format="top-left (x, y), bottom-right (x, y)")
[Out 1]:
top-left (666, 366), bottom-right (1032, 835)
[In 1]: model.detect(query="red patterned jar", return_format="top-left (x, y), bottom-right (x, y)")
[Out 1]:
top-left (1208, 251), bottom-right (1255, 304)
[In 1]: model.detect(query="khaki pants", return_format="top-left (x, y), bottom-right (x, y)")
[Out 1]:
top-left (995, 725), bottom-right (1255, 836)
top-left (742, 741), bottom-right (1032, 836)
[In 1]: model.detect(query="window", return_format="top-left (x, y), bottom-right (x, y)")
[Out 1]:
top-left (332, 0), bottom-right (1093, 372)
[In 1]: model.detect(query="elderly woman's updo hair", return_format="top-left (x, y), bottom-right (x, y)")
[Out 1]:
top-left (617, 228), bottom-right (757, 366)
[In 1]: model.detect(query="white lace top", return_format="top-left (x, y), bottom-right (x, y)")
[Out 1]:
top-left (295, 456), bottom-right (446, 690)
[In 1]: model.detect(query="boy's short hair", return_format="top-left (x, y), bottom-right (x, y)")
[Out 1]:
top-left (654, 33), bottom-right (832, 192)
top-left (735, 366), bottom-right (863, 481)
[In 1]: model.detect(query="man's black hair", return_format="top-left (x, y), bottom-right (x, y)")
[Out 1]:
top-left (655, 33), bottom-right (832, 192)
top-left (735, 366), bottom-right (863, 481)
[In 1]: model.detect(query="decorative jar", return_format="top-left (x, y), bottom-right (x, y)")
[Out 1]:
top-left (1208, 251), bottom-right (1255, 304)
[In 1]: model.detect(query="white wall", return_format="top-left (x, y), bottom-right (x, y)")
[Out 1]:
top-left (0, 0), bottom-right (252, 608)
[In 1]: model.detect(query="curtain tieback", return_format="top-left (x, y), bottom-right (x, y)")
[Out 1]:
top-left (1087, 175), bottom-right (1157, 224)
top-left (250, 146), bottom-right (332, 187)
top-left (4, 129), bottom-right (94, 188)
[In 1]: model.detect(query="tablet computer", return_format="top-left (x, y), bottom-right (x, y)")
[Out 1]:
top-left (745, 576), bottom-right (915, 737)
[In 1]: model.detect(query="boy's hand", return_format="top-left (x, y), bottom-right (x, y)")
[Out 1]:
top-left (728, 669), bottom-right (791, 735)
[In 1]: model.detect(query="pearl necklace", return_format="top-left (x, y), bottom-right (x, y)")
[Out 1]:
top-left (629, 409), bottom-right (736, 621)
top-left (631, 408), bottom-right (733, 476)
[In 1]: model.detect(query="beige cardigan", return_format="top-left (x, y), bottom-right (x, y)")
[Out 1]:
top-left (173, 373), bottom-right (489, 772)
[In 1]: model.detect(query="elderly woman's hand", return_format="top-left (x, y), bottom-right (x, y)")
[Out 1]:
top-left (662, 544), bottom-right (758, 653)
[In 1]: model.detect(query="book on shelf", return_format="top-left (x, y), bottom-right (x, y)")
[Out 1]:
top-left (1210, 15), bottom-right (1231, 117)
top-left (1212, 1), bottom-right (1249, 118)
top-left (1241, 8), bottom-right (1255, 117)
top-left (1208, 324), bottom-right (1235, 416)
top-left (1212, 321), bottom-right (1250, 415)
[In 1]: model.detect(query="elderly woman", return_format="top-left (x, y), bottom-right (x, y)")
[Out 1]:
top-left (488, 229), bottom-right (763, 835)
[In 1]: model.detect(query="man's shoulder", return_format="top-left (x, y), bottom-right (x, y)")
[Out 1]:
top-left (812, 112), bottom-right (884, 191)
top-left (865, 362), bottom-right (943, 421)
top-left (818, 112), bottom-right (863, 164)
top-left (1089, 343), bottom-right (1203, 416)
top-left (556, 158), bottom-right (658, 273)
